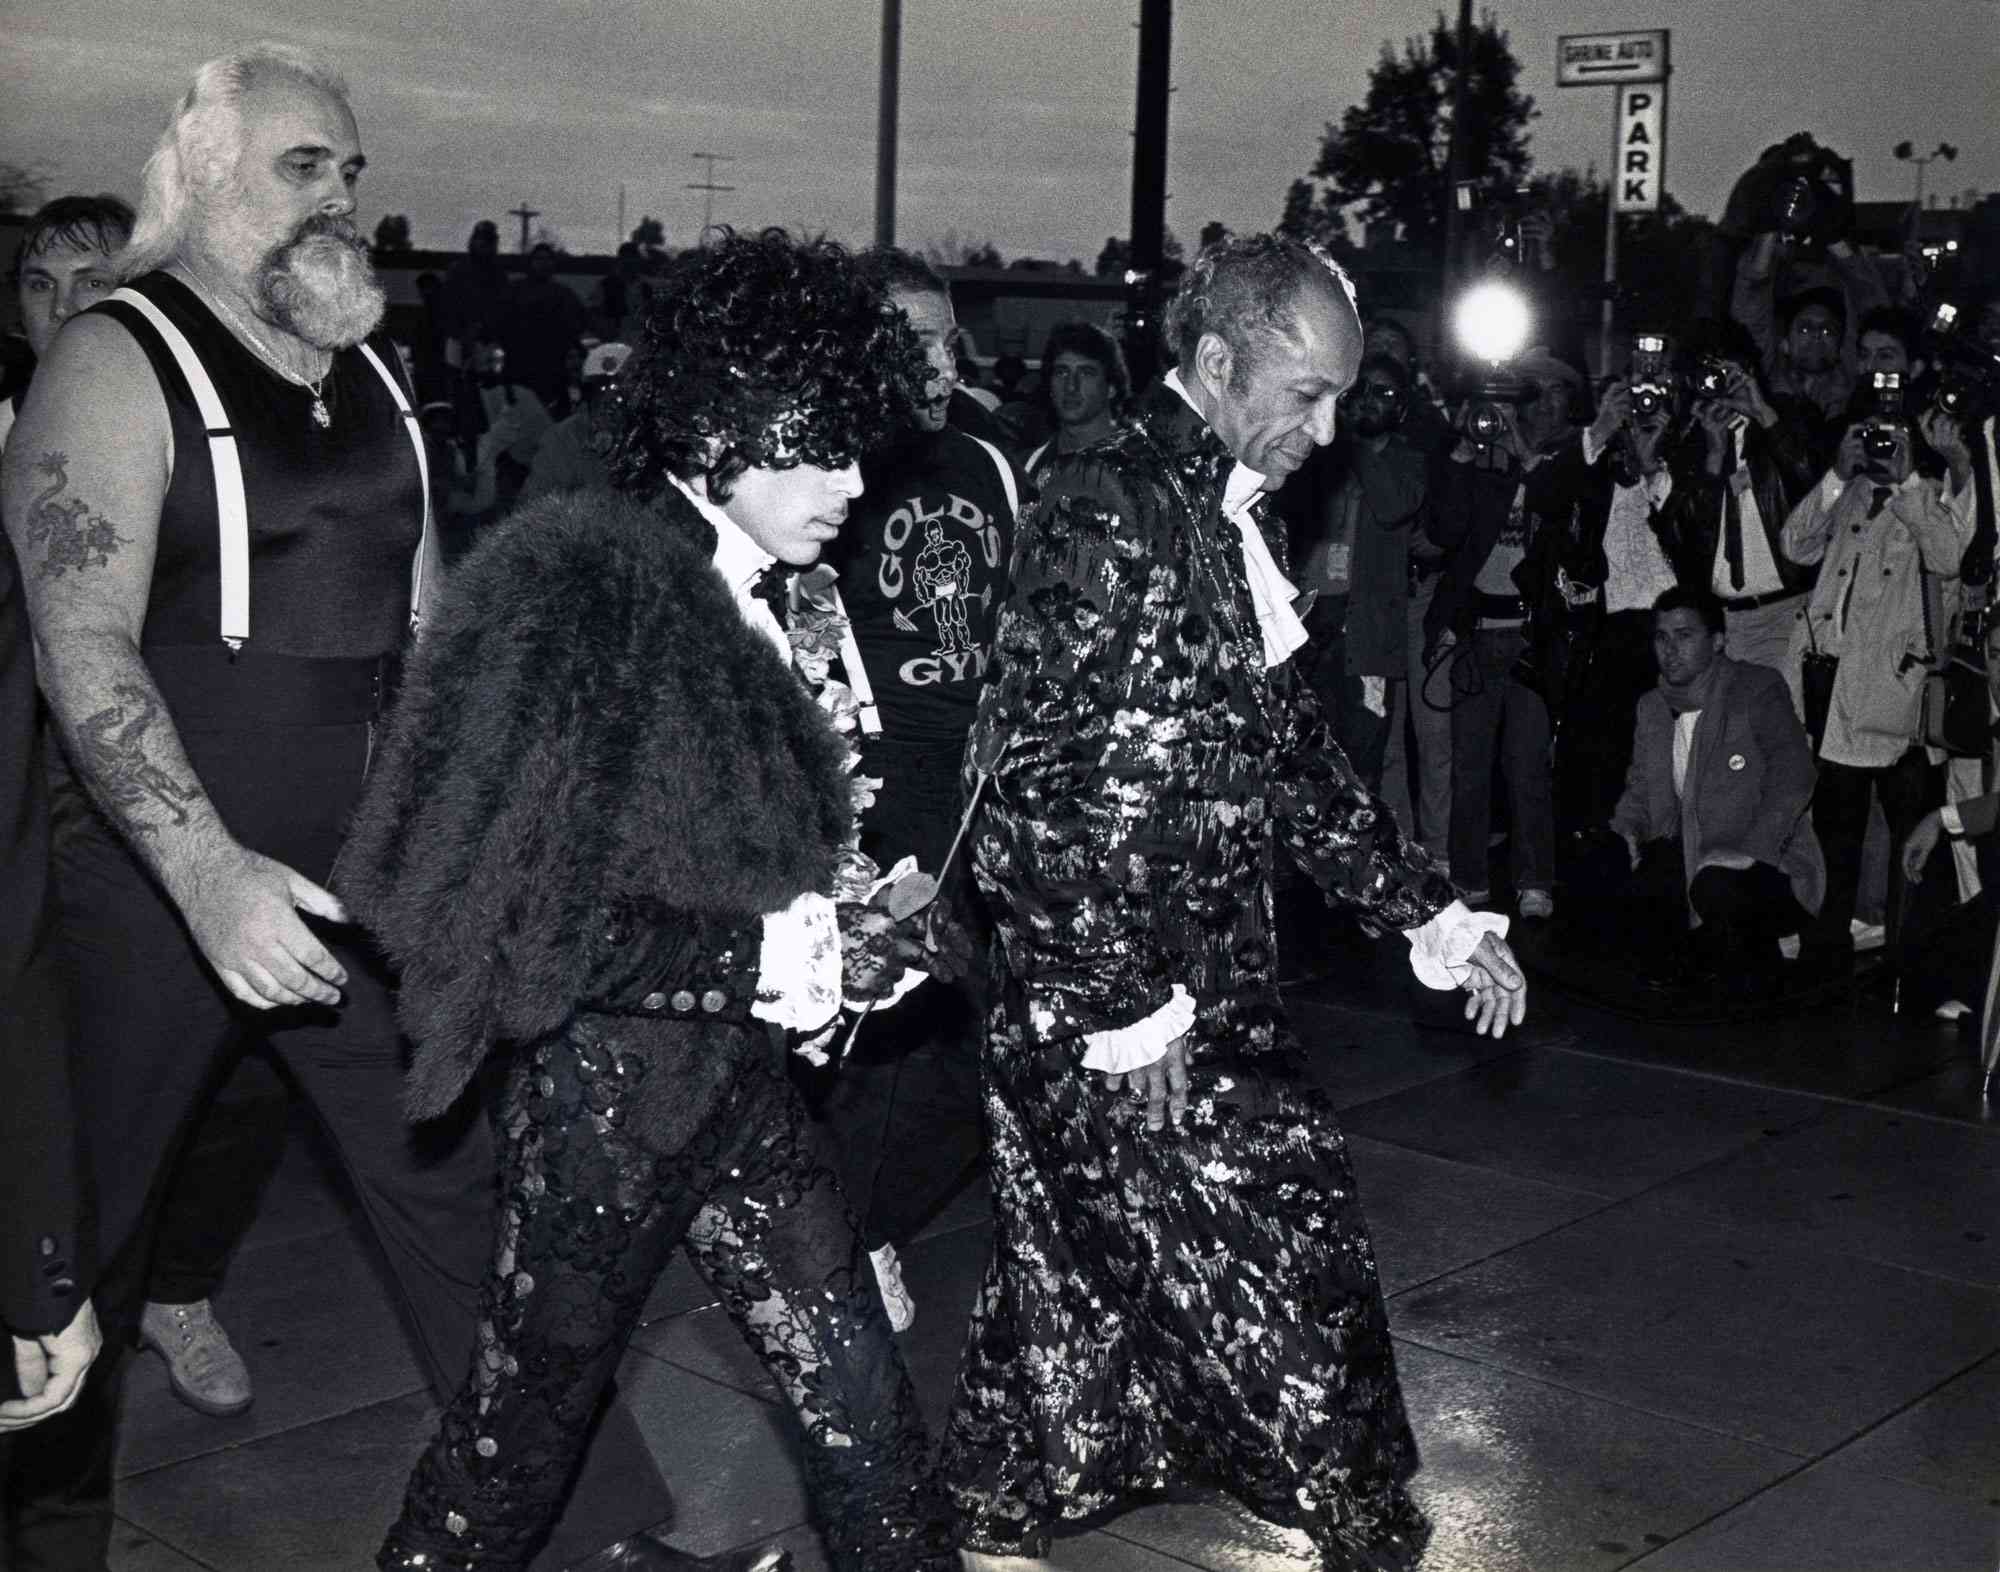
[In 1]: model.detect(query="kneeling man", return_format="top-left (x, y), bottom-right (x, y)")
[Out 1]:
top-left (1609, 587), bottom-right (1823, 988)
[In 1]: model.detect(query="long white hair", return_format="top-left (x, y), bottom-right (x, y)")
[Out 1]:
top-left (118, 42), bottom-right (351, 281)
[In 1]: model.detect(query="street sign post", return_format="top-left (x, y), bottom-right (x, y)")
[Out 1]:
top-left (1559, 29), bottom-right (1671, 375)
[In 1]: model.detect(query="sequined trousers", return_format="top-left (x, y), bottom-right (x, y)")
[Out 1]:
top-left (378, 1016), bottom-right (956, 1571)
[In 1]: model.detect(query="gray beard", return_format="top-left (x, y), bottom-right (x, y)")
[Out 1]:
top-left (259, 233), bottom-right (386, 350)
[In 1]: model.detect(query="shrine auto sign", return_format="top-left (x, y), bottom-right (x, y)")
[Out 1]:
top-left (1557, 30), bottom-right (1670, 87)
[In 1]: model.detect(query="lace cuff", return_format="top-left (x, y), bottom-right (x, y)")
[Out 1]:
top-left (1080, 984), bottom-right (1196, 1072)
top-left (1405, 900), bottom-right (1510, 990)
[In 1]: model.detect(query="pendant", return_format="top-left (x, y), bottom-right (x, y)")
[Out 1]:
top-left (310, 397), bottom-right (331, 429)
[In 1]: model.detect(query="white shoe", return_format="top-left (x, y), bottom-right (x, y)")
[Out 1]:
top-left (869, 1243), bottom-right (916, 1332)
top-left (1936, 999), bottom-right (1972, 1021)
top-left (1779, 933), bottom-right (1802, 961)
top-left (1850, 919), bottom-right (1886, 952)
top-left (1518, 888), bottom-right (1555, 920)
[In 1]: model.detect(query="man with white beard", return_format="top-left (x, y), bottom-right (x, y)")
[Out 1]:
top-left (0, 44), bottom-right (682, 1570)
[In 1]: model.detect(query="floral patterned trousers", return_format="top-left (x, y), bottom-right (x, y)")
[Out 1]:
top-left (940, 999), bottom-right (1431, 1570)
top-left (378, 1018), bottom-right (956, 1571)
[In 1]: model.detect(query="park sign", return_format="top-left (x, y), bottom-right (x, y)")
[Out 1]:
top-left (1614, 86), bottom-right (1665, 213)
top-left (1556, 30), bottom-right (1669, 87)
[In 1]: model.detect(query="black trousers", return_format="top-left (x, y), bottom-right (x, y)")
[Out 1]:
top-left (379, 1021), bottom-right (953, 1572)
top-left (141, 1052), bottom-right (289, 1305)
top-left (1556, 610), bottom-right (1657, 858)
top-left (4, 709), bottom-right (669, 1572)
top-left (1586, 837), bottom-right (1805, 979)
top-left (809, 734), bottom-right (988, 1253)
top-left (1810, 747), bottom-right (1939, 955)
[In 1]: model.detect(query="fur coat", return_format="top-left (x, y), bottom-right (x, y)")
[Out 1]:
top-left (335, 486), bottom-right (853, 1119)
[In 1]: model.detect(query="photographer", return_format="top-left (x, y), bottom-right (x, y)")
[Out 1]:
top-left (1732, 224), bottom-right (1890, 429)
top-left (1555, 349), bottom-right (1691, 861)
top-left (1779, 390), bottom-right (1972, 973)
top-left (1663, 325), bottom-right (1823, 673)
top-left (1292, 352), bottom-right (1430, 795)
top-left (1428, 349), bottom-right (1594, 913)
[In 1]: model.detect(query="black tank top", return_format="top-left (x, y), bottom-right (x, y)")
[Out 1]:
top-left (92, 272), bottom-right (421, 659)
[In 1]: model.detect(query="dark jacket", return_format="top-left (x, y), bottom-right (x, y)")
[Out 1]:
top-left (1661, 413), bottom-right (1822, 597)
top-left (1291, 432), bottom-right (1428, 676)
top-left (335, 488), bottom-right (854, 1120)
top-left (1611, 655), bottom-right (1826, 917)
top-left (0, 535), bottom-right (87, 1335)
top-left (969, 379), bottom-right (1454, 1063)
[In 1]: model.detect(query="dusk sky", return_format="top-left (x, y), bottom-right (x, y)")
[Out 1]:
top-left (4, 0), bottom-right (1996, 262)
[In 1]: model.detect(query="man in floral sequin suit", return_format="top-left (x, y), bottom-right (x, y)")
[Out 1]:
top-left (942, 234), bottom-right (1528, 1570)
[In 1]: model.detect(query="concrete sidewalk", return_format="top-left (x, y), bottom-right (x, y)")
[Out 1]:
top-left (105, 944), bottom-right (1999, 1571)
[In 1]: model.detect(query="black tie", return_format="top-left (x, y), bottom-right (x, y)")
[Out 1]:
top-left (749, 561), bottom-right (793, 621)
top-left (1866, 485), bottom-right (1893, 520)
top-left (1723, 475), bottom-right (1746, 591)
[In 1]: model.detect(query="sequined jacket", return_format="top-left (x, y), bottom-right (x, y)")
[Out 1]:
top-left (336, 487), bottom-right (853, 1120)
top-left (968, 381), bottom-right (1456, 1065)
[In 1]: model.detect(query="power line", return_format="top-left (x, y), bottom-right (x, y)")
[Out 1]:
top-left (688, 151), bottom-right (738, 240)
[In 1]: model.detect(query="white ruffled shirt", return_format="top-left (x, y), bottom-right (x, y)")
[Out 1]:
top-left (674, 478), bottom-right (921, 1038)
top-left (1080, 378), bottom-right (1506, 1072)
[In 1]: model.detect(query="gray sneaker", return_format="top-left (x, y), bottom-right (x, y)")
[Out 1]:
top-left (139, 1299), bottom-right (253, 1416)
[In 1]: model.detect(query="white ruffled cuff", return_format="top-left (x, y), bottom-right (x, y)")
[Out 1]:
top-left (1941, 802), bottom-right (1965, 835)
top-left (1404, 900), bottom-right (1510, 990)
top-left (1080, 984), bottom-right (1197, 1072)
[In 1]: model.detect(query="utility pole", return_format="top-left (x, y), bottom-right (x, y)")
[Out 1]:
top-left (617, 184), bottom-right (627, 247)
top-left (1439, 0), bottom-right (1473, 374)
top-left (687, 151), bottom-right (737, 239)
top-left (1126, 0), bottom-right (1172, 386)
top-left (876, 0), bottom-right (901, 250)
top-left (508, 202), bottom-right (541, 253)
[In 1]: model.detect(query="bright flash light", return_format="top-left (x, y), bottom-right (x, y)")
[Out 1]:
top-left (1453, 279), bottom-right (1532, 365)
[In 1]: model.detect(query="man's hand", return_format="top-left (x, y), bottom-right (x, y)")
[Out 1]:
top-left (1835, 424), bottom-right (1870, 484)
top-left (1617, 827), bottom-right (1643, 872)
top-left (1, 1300), bottom-right (100, 1432)
top-left (1719, 362), bottom-right (1777, 429)
top-left (1903, 810), bottom-right (1944, 884)
top-left (1103, 1033), bottom-right (1190, 1132)
top-left (1589, 382), bottom-right (1633, 451)
top-left (1921, 408), bottom-right (1973, 492)
top-left (177, 842), bottom-right (349, 1010)
top-left (1461, 932), bottom-right (1528, 1037)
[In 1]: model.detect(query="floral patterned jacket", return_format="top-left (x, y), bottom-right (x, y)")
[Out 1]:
top-left (968, 380), bottom-right (1457, 1066)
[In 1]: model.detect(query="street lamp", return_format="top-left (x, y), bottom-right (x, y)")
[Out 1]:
top-left (1893, 140), bottom-right (1958, 212)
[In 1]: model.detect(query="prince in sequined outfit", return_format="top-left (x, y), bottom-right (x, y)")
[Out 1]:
top-left (942, 235), bottom-right (1529, 1570)
top-left (337, 232), bottom-right (958, 1572)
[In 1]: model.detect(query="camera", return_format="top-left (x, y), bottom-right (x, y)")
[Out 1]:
top-left (1920, 300), bottom-right (2000, 425)
top-left (1692, 357), bottom-right (1733, 400)
top-left (1625, 333), bottom-right (1677, 420)
top-left (1860, 371), bottom-right (1905, 463)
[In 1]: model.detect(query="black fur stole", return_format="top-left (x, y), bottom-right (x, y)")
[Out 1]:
top-left (335, 487), bottom-right (853, 1119)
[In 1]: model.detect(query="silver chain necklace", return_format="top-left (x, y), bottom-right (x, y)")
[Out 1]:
top-left (179, 269), bottom-right (334, 428)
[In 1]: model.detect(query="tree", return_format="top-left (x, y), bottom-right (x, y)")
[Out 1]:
top-left (1525, 167), bottom-right (1724, 337)
top-left (1197, 220), bottom-right (1231, 254)
top-left (1093, 228), bottom-right (1184, 278)
top-left (1282, 9), bottom-right (1536, 261)
top-left (924, 230), bottom-right (1004, 268)
top-left (529, 223), bottom-right (567, 254)
top-left (630, 216), bottom-right (668, 263)
top-left (372, 214), bottom-right (413, 255)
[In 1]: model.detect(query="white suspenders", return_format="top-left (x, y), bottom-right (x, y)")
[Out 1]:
top-left (107, 287), bottom-right (434, 651)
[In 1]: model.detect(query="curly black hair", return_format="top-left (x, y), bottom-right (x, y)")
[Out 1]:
top-left (610, 228), bottom-right (931, 503)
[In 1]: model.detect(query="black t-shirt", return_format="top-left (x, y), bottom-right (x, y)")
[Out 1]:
top-left (831, 425), bottom-right (1019, 745)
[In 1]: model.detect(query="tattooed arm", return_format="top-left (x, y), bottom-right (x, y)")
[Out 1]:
top-left (1, 313), bottom-right (348, 1009)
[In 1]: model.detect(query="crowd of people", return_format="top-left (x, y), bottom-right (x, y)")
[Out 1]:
top-left (0, 33), bottom-right (1993, 1572)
